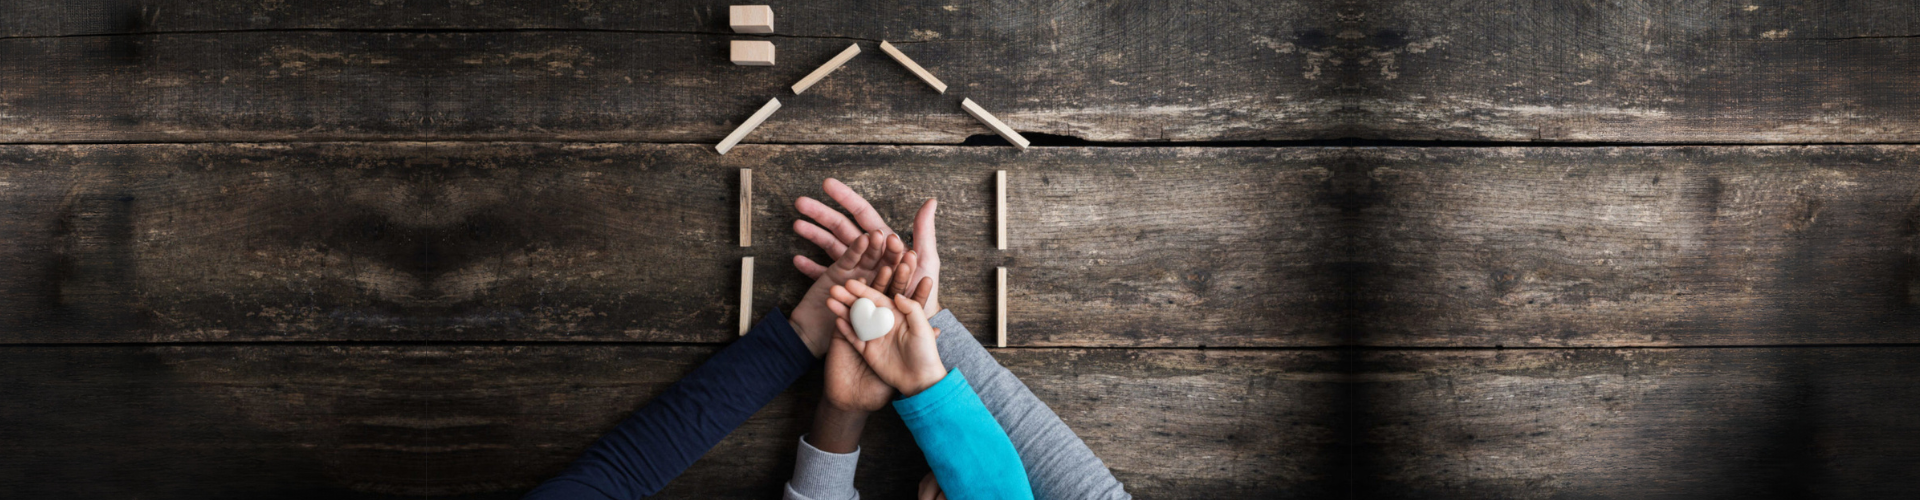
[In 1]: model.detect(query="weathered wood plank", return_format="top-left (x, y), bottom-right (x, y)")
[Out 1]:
top-left (1355, 0), bottom-right (1920, 142)
top-left (1357, 146), bottom-right (1920, 346)
top-left (0, 0), bottom-right (1327, 143)
top-left (0, 143), bottom-right (1334, 346)
top-left (1358, 347), bottom-right (1920, 498)
top-left (0, 345), bottom-right (1331, 498)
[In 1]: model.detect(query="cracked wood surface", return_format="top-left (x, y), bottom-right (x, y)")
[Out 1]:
top-left (0, 345), bottom-right (1332, 499)
top-left (5, 0), bottom-right (1917, 143)
top-left (0, 143), bottom-right (1335, 346)
top-left (0, 0), bottom-right (1328, 143)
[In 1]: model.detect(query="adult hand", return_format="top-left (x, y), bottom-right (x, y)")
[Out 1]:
top-left (788, 231), bottom-right (902, 357)
top-left (793, 178), bottom-right (942, 314)
top-left (828, 277), bottom-right (944, 396)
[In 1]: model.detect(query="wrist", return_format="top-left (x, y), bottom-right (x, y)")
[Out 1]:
top-left (897, 367), bottom-right (948, 397)
top-left (808, 402), bottom-right (870, 454)
top-left (790, 319), bottom-right (827, 358)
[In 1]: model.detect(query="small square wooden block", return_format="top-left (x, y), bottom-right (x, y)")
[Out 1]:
top-left (731, 40), bottom-right (776, 66)
top-left (729, 5), bottom-right (774, 33)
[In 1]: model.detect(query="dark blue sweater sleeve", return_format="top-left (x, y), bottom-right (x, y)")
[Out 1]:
top-left (524, 307), bottom-right (818, 500)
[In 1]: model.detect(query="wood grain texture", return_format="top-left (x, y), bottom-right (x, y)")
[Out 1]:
top-left (0, 0), bottom-right (1328, 143)
top-left (1356, 146), bottom-right (1920, 347)
top-left (0, 345), bottom-right (1334, 499)
top-left (1358, 347), bottom-right (1920, 499)
top-left (0, 143), bottom-right (1334, 346)
top-left (1354, 0), bottom-right (1920, 142)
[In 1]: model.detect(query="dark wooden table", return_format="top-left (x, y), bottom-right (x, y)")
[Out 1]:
top-left (1, 1), bottom-right (1916, 498)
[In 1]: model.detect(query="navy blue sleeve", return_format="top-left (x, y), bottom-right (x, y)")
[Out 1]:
top-left (524, 307), bottom-right (819, 500)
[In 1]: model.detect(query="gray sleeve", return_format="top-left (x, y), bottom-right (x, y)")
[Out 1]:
top-left (782, 435), bottom-right (862, 500)
top-left (929, 309), bottom-right (1132, 500)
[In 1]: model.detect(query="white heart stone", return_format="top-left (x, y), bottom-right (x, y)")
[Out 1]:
top-left (849, 298), bottom-right (896, 341)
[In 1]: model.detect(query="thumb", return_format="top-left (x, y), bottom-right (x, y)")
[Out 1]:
top-left (893, 294), bottom-right (932, 337)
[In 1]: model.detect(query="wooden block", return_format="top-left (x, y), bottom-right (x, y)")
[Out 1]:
top-left (960, 98), bottom-right (1030, 149)
top-left (729, 40), bottom-right (775, 66)
top-left (739, 168), bottom-right (752, 247)
top-left (877, 41), bottom-right (947, 93)
top-left (996, 266), bottom-right (1007, 348)
top-left (996, 170), bottom-right (1007, 250)
top-left (715, 97), bottom-right (781, 155)
top-left (740, 256), bottom-right (754, 336)
top-left (728, 5), bottom-right (774, 33)
top-left (791, 44), bottom-right (862, 94)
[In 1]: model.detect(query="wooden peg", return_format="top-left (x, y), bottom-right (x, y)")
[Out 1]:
top-left (960, 98), bottom-right (1030, 149)
top-left (792, 44), bottom-right (862, 94)
top-left (716, 97), bottom-right (781, 155)
top-left (996, 267), bottom-right (1008, 348)
top-left (996, 170), bottom-right (1007, 250)
top-left (740, 169), bottom-right (752, 247)
top-left (878, 41), bottom-right (947, 93)
top-left (729, 5), bottom-right (774, 33)
top-left (740, 257), bottom-right (755, 335)
top-left (730, 40), bottom-right (775, 66)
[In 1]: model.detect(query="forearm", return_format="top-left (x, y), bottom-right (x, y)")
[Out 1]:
top-left (928, 310), bottom-right (1131, 500)
top-left (895, 369), bottom-right (1032, 500)
top-left (526, 307), bottom-right (818, 500)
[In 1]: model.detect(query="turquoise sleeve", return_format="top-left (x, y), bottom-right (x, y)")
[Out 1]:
top-left (893, 369), bottom-right (1035, 500)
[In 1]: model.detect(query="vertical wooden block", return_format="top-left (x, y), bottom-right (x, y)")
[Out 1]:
top-left (741, 257), bottom-right (755, 336)
top-left (740, 169), bottom-right (752, 247)
top-left (877, 41), bottom-right (947, 93)
top-left (996, 267), bottom-right (1008, 348)
top-left (716, 97), bottom-right (781, 155)
top-left (960, 98), bottom-right (1031, 149)
top-left (729, 5), bottom-right (774, 33)
top-left (730, 40), bottom-right (776, 66)
top-left (996, 170), bottom-right (1007, 250)
top-left (791, 44), bottom-right (862, 94)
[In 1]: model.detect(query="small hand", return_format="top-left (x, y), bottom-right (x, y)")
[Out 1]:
top-left (788, 231), bottom-right (902, 357)
top-left (793, 178), bottom-right (942, 314)
top-left (828, 277), bottom-right (944, 396)
top-left (822, 334), bottom-right (892, 413)
top-left (918, 473), bottom-right (948, 500)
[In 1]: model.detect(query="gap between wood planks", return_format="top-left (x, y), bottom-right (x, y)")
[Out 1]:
top-left (12, 136), bottom-right (1920, 148)
top-left (0, 27), bottom-right (961, 43)
top-left (4, 340), bottom-right (1920, 350)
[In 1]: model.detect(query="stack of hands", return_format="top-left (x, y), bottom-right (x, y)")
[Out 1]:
top-left (783, 179), bottom-right (953, 498)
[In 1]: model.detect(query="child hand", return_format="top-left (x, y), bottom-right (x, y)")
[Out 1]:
top-left (828, 277), bottom-right (944, 396)
top-left (788, 231), bottom-right (904, 357)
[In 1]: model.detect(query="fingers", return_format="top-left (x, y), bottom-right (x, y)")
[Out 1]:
top-left (845, 277), bottom-right (893, 303)
top-left (918, 473), bottom-right (939, 500)
top-left (910, 276), bottom-right (933, 304)
top-left (883, 232), bottom-right (907, 266)
top-left (797, 195), bottom-right (864, 248)
top-left (827, 292), bottom-right (851, 317)
top-left (829, 283), bottom-right (859, 306)
top-left (830, 233), bottom-right (871, 272)
top-left (912, 198), bottom-right (938, 259)
top-left (872, 264), bottom-right (895, 295)
top-left (890, 252), bottom-right (917, 296)
top-left (835, 318), bottom-right (866, 353)
top-left (824, 178), bottom-right (895, 236)
top-left (893, 293), bottom-right (931, 333)
top-left (793, 255), bottom-right (828, 279)
top-left (794, 219), bottom-right (848, 257)
top-left (853, 231), bottom-right (889, 271)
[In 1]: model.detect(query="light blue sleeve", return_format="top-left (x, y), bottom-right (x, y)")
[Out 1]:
top-left (892, 369), bottom-right (1034, 500)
